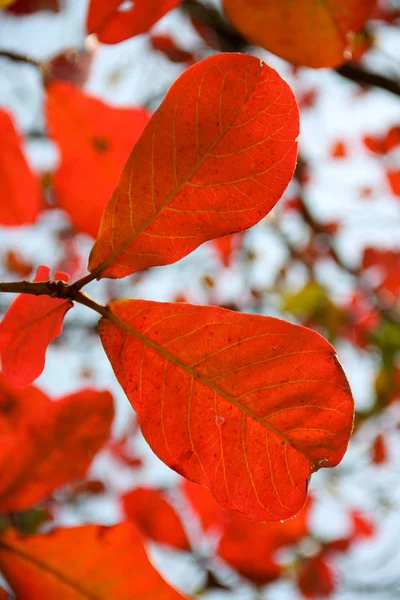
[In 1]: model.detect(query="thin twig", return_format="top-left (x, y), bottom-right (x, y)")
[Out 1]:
top-left (0, 50), bottom-right (41, 68)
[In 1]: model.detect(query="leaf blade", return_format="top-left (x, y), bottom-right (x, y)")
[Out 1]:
top-left (100, 300), bottom-right (354, 521)
top-left (0, 523), bottom-right (186, 599)
top-left (89, 53), bottom-right (299, 279)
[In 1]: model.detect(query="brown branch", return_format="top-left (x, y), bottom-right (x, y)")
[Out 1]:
top-left (336, 63), bottom-right (400, 97)
top-left (0, 50), bottom-right (41, 68)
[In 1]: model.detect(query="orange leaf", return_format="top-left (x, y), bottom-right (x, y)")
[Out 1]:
top-left (371, 433), bottom-right (387, 464)
top-left (330, 140), bottom-right (347, 159)
top-left (99, 299), bottom-right (354, 521)
top-left (87, 0), bottom-right (182, 44)
top-left (218, 498), bottom-right (311, 584)
top-left (122, 487), bottom-right (190, 550)
top-left (0, 266), bottom-right (72, 388)
top-left (89, 53), bottom-right (299, 279)
top-left (387, 169), bottom-right (400, 197)
top-left (0, 523), bottom-right (186, 599)
top-left (223, 0), bottom-right (376, 68)
top-left (0, 377), bottom-right (114, 512)
top-left (46, 81), bottom-right (150, 238)
top-left (150, 34), bottom-right (195, 64)
top-left (182, 479), bottom-right (226, 532)
top-left (0, 109), bottom-right (42, 226)
top-left (297, 555), bottom-right (335, 598)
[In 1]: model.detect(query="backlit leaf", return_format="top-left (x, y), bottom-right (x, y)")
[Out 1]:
top-left (122, 486), bottom-right (190, 550)
top-left (89, 53), bottom-right (299, 279)
top-left (223, 0), bottom-right (376, 68)
top-left (0, 109), bottom-right (42, 226)
top-left (99, 299), bottom-right (354, 521)
top-left (0, 266), bottom-right (72, 387)
top-left (0, 378), bottom-right (114, 512)
top-left (87, 0), bottom-right (182, 44)
top-left (46, 81), bottom-right (150, 238)
top-left (0, 523), bottom-right (186, 599)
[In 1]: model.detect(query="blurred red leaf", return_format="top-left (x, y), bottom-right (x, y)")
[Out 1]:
top-left (6, 0), bottom-right (59, 13)
top-left (223, 0), bottom-right (376, 68)
top-left (371, 432), bottom-right (387, 464)
top-left (122, 487), bottom-right (190, 550)
top-left (213, 233), bottom-right (243, 268)
top-left (0, 523), bottom-right (186, 599)
top-left (99, 299), bottom-right (354, 521)
top-left (5, 250), bottom-right (33, 278)
top-left (46, 81), bottom-right (150, 238)
top-left (89, 53), bottom-right (299, 279)
top-left (297, 555), bottom-right (335, 598)
top-left (218, 498), bottom-right (311, 585)
top-left (86, 0), bottom-right (182, 44)
top-left (0, 378), bottom-right (114, 512)
top-left (182, 480), bottom-right (226, 532)
top-left (383, 125), bottom-right (400, 151)
top-left (386, 169), bottom-right (400, 197)
top-left (362, 247), bottom-right (400, 305)
top-left (0, 109), bottom-right (42, 226)
top-left (330, 140), bottom-right (347, 159)
top-left (0, 265), bottom-right (72, 387)
top-left (351, 510), bottom-right (375, 538)
top-left (150, 34), bottom-right (194, 64)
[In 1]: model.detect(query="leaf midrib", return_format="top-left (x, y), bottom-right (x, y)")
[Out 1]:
top-left (104, 309), bottom-right (316, 461)
top-left (0, 539), bottom-right (101, 600)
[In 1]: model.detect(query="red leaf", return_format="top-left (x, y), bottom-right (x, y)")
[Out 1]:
top-left (384, 125), bottom-right (400, 151)
top-left (297, 555), bottom-right (335, 598)
top-left (89, 53), bottom-right (299, 279)
top-left (46, 81), bottom-right (150, 238)
top-left (330, 140), bottom-right (347, 159)
top-left (371, 432), bottom-right (387, 464)
top-left (387, 169), bottom-right (400, 197)
top-left (351, 510), bottom-right (375, 538)
top-left (99, 299), bottom-right (354, 521)
top-left (182, 479), bottom-right (226, 532)
top-left (0, 523), bottom-right (186, 599)
top-left (87, 0), bottom-right (182, 44)
top-left (213, 233), bottom-right (243, 268)
top-left (0, 109), bottom-right (42, 226)
top-left (150, 34), bottom-right (195, 64)
top-left (218, 498), bottom-right (311, 585)
top-left (5, 250), bottom-right (33, 278)
top-left (122, 487), bottom-right (190, 550)
top-left (222, 0), bottom-right (376, 68)
top-left (0, 378), bottom-right (114, 512)
top-left (0, 266), bottom-right (72, 387)
top-left (362, 247), bottom-right (400, 304)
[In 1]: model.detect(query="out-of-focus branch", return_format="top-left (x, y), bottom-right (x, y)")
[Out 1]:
top-left (336, 63), bottom-right (400, 98)
top-left (0, 50), bottom-right (41, 68)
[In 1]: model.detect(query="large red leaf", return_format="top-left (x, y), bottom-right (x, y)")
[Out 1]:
top-left (223, 0), bottom-right (376, 68)
top-left (86, 0), bottom-right (182, 44)
top-left (99, 299), bottom-right (354, 521)
top-left (122, 486), bottom-right (190, 550)
top-left (0, 378), bottom-right (114, 512)
top-left (0, 265), bottom-right (72, 388)
top-left (0, 109), bottom-right (42, 226)
top-left (46, 81), bottom-right (150, 238)
top-left (0, 523), bottom-right (186, 599)
top-left (89, 53), bottom-right (299, 279)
